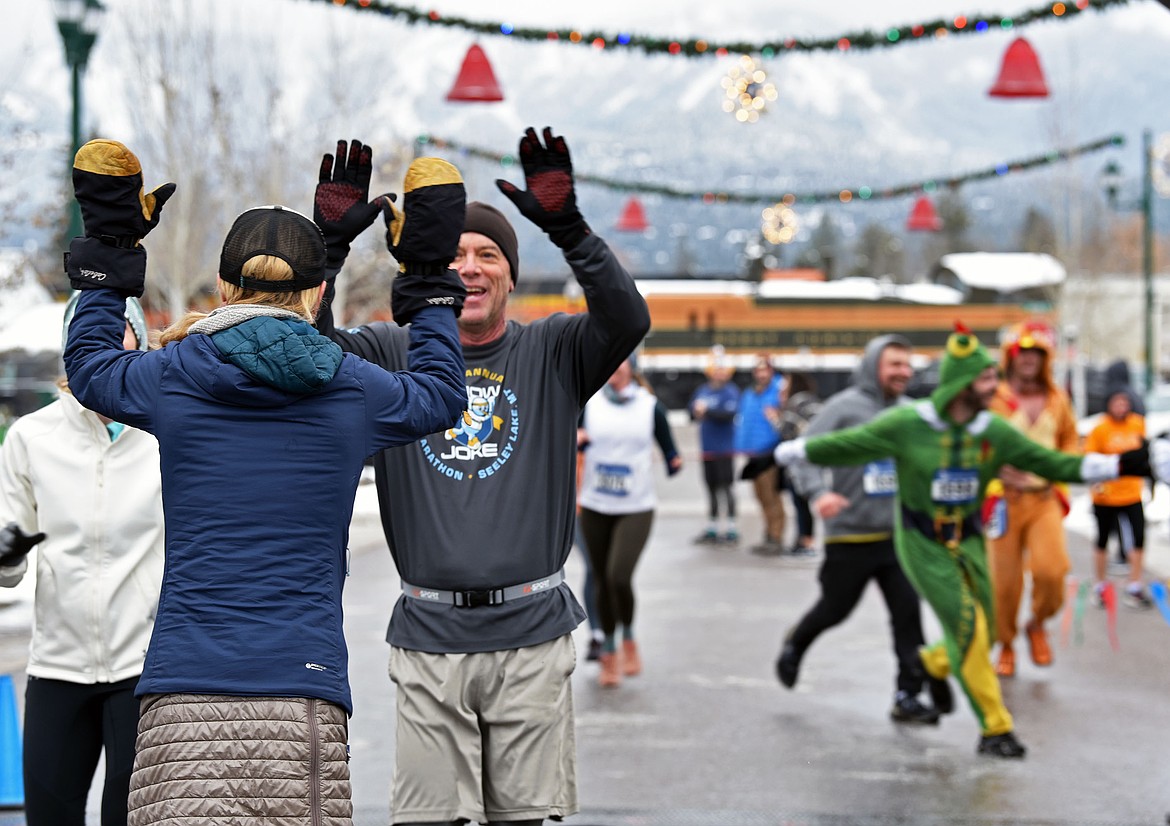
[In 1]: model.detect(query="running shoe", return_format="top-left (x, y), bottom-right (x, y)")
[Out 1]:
top-left (1124, 586), bottom-right (1153, 610)
top-left (977, 731), bottom-right (1027, 758)
top-left (751, 539), bottom-right (785, 557)
top-left (1091, 583), bottom-right (1107, 609)
top-left (1025, 621), bottom-right (1052, 666)
top-left (890, 692), bottom-right (941, 725)
top-left (775, 640), bottom-right (802, 689)
top-left (718, 529), bottom-right (740, 545)
top-left (692, 529), bottom-right (719, 545)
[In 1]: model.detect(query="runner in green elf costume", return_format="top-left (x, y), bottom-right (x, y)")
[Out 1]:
top-left (773, 325), bottom-right (1151, 758)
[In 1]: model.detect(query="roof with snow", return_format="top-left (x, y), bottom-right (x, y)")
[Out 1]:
top-left (0, 249), bottom-right (64, 354)
top-left (935, 252), bottom-right (1066, 292)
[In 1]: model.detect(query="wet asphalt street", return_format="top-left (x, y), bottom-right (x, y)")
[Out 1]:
top-left (0, 423), bottom-right (1167, 825)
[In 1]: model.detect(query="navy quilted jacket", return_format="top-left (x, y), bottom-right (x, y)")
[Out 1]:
top-left (64, 289), bottom-right (465, 714)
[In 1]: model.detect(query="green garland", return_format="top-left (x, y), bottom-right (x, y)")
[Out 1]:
top-left (311, 0), bottom-right (1132, 57)
top-left (417, 133), bottom-right (1125, 205)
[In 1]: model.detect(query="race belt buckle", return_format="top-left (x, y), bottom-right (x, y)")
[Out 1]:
top-left (933, 512), bottom-right (964, 549)
top-left (454, 588), bottom-right (505, 608)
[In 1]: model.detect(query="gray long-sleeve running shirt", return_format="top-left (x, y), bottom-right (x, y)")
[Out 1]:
top-left (319, 233), bottom-right (651, 653)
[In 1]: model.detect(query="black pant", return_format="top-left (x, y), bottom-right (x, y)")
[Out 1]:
top-left (579, 507), bottom-right (655, 636)
top-left (702, 456), bottom-right (735, 520)
top-left (787, 538), bottom-right (925, 695)
top-left (23, 675), bottom-right (140, 826)
top-left (791, 489), bottom-right (814, 540)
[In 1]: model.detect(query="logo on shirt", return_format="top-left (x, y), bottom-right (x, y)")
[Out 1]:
top-left (418, 368), bottom-right (520, 480)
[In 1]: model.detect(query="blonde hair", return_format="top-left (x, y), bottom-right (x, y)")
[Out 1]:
top-left (160, 256), bottom-right (322, 345)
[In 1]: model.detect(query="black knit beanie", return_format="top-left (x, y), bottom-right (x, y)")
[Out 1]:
top-left (464, 201), bottom-right (520, 283)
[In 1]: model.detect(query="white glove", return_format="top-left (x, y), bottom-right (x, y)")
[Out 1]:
top-left (1152, 437), bottom-right (1170, 483)
top-left (773, 437), bottom-right (807, 467)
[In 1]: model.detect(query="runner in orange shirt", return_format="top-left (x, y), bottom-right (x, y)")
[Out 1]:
top-left (985, 321), bottom-right (1077, 677)
top-left (1084, 388), bottom-right (1154, 609)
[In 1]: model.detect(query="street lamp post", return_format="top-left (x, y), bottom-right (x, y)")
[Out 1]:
top-left (54, 0), bottom-right (105, 242)
top-left (1141, 129), bottom-right (1155, 394)
top-left (1101, 129), bottom-right (1158, 394)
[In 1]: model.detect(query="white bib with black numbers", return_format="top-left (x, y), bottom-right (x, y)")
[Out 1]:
top-left (862, 459), bottom-right (898, 498)
top-left (579, 387), bottom-right (658, 515)
top-left (930, 468), bottom-right (980, 506)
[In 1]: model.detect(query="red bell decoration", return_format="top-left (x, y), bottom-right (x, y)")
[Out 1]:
top-left (906, 195), bottom-right (942, 232)
top-left (615, 197), bottom-right (649, 232)
top-left (446, 44), bottom-right (504, 102)
top-left (988, 37), bottom-right (1049, 99)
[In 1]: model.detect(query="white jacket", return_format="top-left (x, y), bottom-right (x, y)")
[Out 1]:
top-left (0, 392), bottom-right (164, 684)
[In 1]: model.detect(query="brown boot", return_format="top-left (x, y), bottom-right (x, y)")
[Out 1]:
top-left (598, 651), bottom-right (622, 688)
top-left (1025, 621), bottom-right (1053, 666)
top-left (995, 645), bottom-right (1015, 678)
top-left (621, 639), bottom-right (642, 676)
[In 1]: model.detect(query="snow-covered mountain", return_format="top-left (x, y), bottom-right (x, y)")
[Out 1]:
top-left (5, 0), bottom-right (1170, 277)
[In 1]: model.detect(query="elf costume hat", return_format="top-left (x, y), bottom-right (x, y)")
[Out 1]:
top-left (931, 321), bottom-right (997, 413)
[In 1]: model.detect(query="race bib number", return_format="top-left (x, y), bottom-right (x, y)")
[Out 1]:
top-left (594, 463), bottom-right (632, 497)
top-left (862, 459), bottom-right (897, 497)
top-left (930, 468), bottom-right (980, 505)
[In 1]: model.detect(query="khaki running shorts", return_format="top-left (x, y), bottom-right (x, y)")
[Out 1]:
top-left (388, 634), bottom-right (578, 824)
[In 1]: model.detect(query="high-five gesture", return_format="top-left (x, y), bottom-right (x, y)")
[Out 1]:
top-left (314, 139), bottom-right (383, 268)
top-left (496, 127), bottom-right (591, 250)
top-left (66, 139), bottom-right (175, 297)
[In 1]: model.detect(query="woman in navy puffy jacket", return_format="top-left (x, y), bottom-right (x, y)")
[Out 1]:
top-left (62, 139), bottom-right (466, 825)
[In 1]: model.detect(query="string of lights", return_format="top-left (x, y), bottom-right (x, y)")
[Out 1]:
top-left (416, 133), bottom-right (1125, 205)
top-left (311, 0), bottom-right (1131, 57)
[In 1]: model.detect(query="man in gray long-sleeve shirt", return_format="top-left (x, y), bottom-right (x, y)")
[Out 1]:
top-left (315, 129), bottom-right (650, 825)
top-left (782, 335), bottom-right (952, 725)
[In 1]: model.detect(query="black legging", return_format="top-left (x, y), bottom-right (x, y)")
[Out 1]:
top-left (702, 457), bottom-right (735, 521)
top-left (578, 507), bottom-right (655, 637)
top-left (787, 539), bottom-right (926, 695)
top-left (23, 675), bottom-right (140, 826)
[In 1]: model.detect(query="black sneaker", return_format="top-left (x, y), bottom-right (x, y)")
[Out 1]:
top-left (585, 638), bottom-right (603, 662)
top-left (890, 692), bottom-right (941, 725)
top-left (786, 544), bottom-right (817, 557)
top-left (926, 674), bottom-right (954, 715)
top-left (775, 641), bottom-right (802, 689)
top-left (977, 731), bottom-right (1027, 758)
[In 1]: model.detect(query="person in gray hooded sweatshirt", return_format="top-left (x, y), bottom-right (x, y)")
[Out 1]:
top-left (779, 335), bottom-right (952, 724)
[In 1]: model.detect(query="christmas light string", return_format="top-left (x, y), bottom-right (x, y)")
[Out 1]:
top-left (417, 132), bottom-right (1125, 205)
top-left (313, 0), bottom-right (1132, 56)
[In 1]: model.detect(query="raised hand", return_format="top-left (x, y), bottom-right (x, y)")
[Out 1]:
top-left (314, 139), bottom-right (383, 267)
top-left (495, 127), bottom-right (591, 250)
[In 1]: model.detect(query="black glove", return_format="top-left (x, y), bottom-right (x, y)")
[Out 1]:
top-left (1118, 440), bottom-right (1152, 479)
top-left (314, 139), bottom-right (383, 270)
top-left (495, 127), bottom-right (591, 251)
top-left (384, 157), bottom-right (467, 325)
top-left (740, 453), bottom-right (776, 481)
top-left (65, 139), bottom-right (175, 297)
top-left (0, 522), bottom-right (46, 568)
